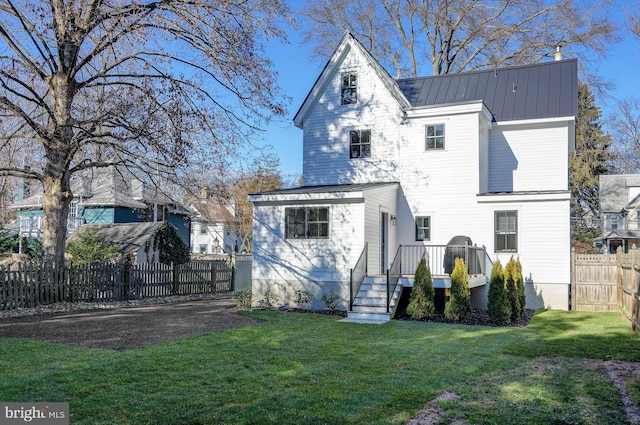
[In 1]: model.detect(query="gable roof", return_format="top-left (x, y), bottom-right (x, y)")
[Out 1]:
top-left (68, 222), bottom-right (164, 254)
top-left (600, 174), bottom-right (640, 213)
top-left (293, 32), bottom-right (577, 127)
top-left (397, 59), bottom-right (578, 122)
top-left (293, 32), bottom-right (410, 128)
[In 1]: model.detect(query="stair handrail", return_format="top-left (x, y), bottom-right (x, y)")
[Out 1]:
top-left (386, 245), bottom-right (403, 313)
top-left (349, 243), bottom-right (368, 310)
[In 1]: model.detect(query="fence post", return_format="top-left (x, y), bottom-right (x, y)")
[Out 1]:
top-left (570, 247), bottom-right (575, 311)
top-left (633, 244), bottom-right (638, 333)
top-left (172, 263), bottom-right (178, 295)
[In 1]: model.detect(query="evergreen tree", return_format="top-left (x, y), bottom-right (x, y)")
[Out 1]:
top-left (406, 258), bottom-right (435, 319)
top-left (505, 257), bottom-right (522, 321)
top-left (444, 258), bottom-right (472, 321)
top-left (515, 258), bottom-right (526, 315)
top-left (569, 82), bottom-right (614, 249)
top-left (487, 260), bottom-right (511, 324)
top-left (66, 230), bottom-right (120, 266)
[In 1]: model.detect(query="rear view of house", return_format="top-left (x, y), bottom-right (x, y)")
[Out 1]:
top-left (250, 33), bottom-right (576, 318)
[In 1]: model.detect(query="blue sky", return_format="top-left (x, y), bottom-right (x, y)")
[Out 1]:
top-left (260, 15), bottom-right (640, 182)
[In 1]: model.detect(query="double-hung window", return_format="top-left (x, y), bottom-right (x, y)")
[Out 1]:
top-left (350, 129), bottom-right (371, 159)
top-left (425, 124), bottom-right (445, 150)
top-left (415, 216), bottom-right (431, 241)
top-left (285, 207), bottom-right (329, 239)
top-left (341, 72), bottom-right (357, 105)
top-left (495, 211), bottom-right (517, 252)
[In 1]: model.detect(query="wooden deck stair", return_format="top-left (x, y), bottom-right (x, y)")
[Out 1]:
top-left (343, 276), bottom-right (402, 323)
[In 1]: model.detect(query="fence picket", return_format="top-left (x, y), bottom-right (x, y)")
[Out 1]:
top-left (0, 260), bottom-right (232, 311)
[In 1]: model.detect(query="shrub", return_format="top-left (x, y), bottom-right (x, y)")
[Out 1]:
top-left (505, 257), bottom-right (522, 321)
top-left (406, 258), bottom-right (435, 319)
top-left (487, 260), bottom-right (511, 324)
top-left (444, 258), bottom-right (472, 321)
top-left (66, 230), bottom-right (120, 265)
top-left (293, 290), bottom-right (314, 307)
top-left (233, 290), bottom-right (253, 308)
top-left (515, 258), bottom-right (526, 313)
top-left (321, 289), bottom-right (341, 311)
top-left (258, 289), bottom-right (279, 309)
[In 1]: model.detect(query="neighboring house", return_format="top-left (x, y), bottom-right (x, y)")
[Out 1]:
top-left (189, 203), bottom-right (239, 255)
top-left (250, 33), bottom-right (576, 317)
top-left (597, 174), bottom-right (640, 253)
top-left (10, 166), bottom-right (192, 247)
top-left (67, 222), bottom-right (188, 265)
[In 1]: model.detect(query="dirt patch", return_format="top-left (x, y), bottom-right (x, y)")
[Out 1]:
top-left (605, 360), bottom-right (640, 424)
top-left (0, 296), bottom-right (259, 350)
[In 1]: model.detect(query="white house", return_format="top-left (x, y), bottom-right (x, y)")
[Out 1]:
top-left (250, 33), bottom-right (576, 319)
top-left (189, 203), bottom-right (239, 255)
top-left (597, 174), bottom-right (640, 253)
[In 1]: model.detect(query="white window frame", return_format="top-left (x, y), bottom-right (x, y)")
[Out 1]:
top-left (341, 72), bottom-right (357, 105)
top-left (349, 129), bottom-right (371, 159)
top-left (285, 207), bottom-right (330, 239)
top-left (495, 210), bottom-right (518, 253)
top-left (425, 124), bottom-right (445, 150)
top-left (415, 216), bottom-right (431, 241)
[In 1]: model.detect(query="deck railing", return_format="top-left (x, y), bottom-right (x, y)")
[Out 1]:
top-left (349, 243), bottom-right (368, 310)
top-left (397, 244), bottom-right (487, 277)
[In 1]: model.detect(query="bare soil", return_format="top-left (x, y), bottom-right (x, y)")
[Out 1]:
top-left (0, 295), bottom-right (259, 350)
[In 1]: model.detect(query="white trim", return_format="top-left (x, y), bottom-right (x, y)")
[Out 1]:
top-left (492, 116), bottom-right (575, 127)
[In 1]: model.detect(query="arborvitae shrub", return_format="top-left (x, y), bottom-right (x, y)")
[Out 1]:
top-left (515, 258), bottom-right (526, 315)
top-left (487, 260), bottom-right (511, 324)
top-left (505, 257), bottom-right (522, 321)
top-left (406, 258), bottom-right (435, 319)
top-left (444, 258), bottom-right (472, 321)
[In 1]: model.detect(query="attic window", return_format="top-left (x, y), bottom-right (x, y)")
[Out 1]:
top-left (341, 72), bottom-right (357, 105)
top-left (350, 130), bottom-right (371, 159)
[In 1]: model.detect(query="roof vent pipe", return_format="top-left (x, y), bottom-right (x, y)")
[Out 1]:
top-left (554, 46), bottom-right (563, 61)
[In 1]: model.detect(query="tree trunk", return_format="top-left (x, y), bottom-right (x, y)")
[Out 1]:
top-left (41, 158), bottom-right (72, 266)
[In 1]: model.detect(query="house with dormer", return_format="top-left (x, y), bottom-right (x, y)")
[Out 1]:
top-left (11, 166), bottom-right (192, 247)
top-left (249, 33), bottom-right (576, 320)
top-left (597, 174), bottom-right (640, 253)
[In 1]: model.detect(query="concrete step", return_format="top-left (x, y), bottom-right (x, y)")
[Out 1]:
top-left (344, 311), bottom-right (391, 323)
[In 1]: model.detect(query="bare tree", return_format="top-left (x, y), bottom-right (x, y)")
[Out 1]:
top-left (301, 0), bottom-right (616, 77)
top-left (610, 97), bottom-right (640, 174)
top-left (0, 0), bottom-right (291, 264)
top-left (629, 4), bottom-right (640, 39)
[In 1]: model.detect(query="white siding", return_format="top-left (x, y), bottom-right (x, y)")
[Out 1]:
top-left (302, 46), bottom-right (403, 186)
top-left (363, 184), bottom-right (399, 274)
top-left (488, 122), bottom-right (570, 192)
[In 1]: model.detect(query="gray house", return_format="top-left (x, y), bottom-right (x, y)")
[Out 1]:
top-left (598, 174), bottom-right (640, 253)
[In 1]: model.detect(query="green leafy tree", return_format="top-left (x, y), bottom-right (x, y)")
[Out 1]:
top-left (66, 230), bottom-right (121, 266)
top-left (406, 258), bottom-right (435, 319)
top-left (569, 82), bottom-right (614, 250)
top-left (487, 260), bottom-right (511, 324)
top-left (444, 258), bottom-right (472, 321)
top-left (505, 257), bottom-right (522, 321)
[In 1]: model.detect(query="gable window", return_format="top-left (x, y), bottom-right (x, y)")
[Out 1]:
top-left (285, 207), bottom-right (329, 239)
top-left (607, 214), bottom-right (621, 231)
top-left (350, 130), bottom-right (371, 159)
top-left (495, 210), bottom-right (517, 252)
top-left (425, 124), bottom-right (445, 150)
top-left (341, 72), bottom-right (357, 105)
top-left (415, 216), bottom-right (431, 241)
top-left (200, 223), bottom-right (208, 234)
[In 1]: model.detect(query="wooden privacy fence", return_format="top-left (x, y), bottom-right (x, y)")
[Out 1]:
top-left (570, 250), bottom-right (618, 312)
top-left (617, 246), bottom-right (640, 336)
top-left (0, 260), bottom-right (233, 311)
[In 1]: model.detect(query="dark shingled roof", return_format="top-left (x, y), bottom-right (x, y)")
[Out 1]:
top-left (397, 59), bottom-right (578, 122)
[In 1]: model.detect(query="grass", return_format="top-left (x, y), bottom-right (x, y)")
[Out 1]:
top-left (0, 310), bottom-right (638, 424)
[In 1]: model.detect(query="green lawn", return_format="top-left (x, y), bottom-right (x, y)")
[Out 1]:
top-left (0, 310), bottom-right (638, 424)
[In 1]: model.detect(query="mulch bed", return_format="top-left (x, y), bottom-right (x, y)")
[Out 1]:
top-left (396, 308), bottom-right (535, 327)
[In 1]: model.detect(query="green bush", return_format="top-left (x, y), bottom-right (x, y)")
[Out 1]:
top-left (444, 258), bottom-right (472, 321)
top-left (66, 230), bottom-right (120, 265)
top-left (321, 289), bottom-right (341, 311)
top-left (505, 257), bottom-right (522, 321)
top-left (294, 290), bottom-right (314, 307)
top-left (406, 258), bottom-right (435, 319)
top-left (515, 258), bottom-right (526, 313)
top-left (258, 289), bottom-right (279, 309)
top-left (233, 290), bottom-right (253, 308)
top-left (487, 260), bottom-right (511, 324)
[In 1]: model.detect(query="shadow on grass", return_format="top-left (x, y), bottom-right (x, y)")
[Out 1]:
top-left (504, 310), bottom-right (640, 361)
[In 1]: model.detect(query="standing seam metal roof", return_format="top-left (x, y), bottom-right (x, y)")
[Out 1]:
top-left (396, 59), bottom-right (578, 122)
